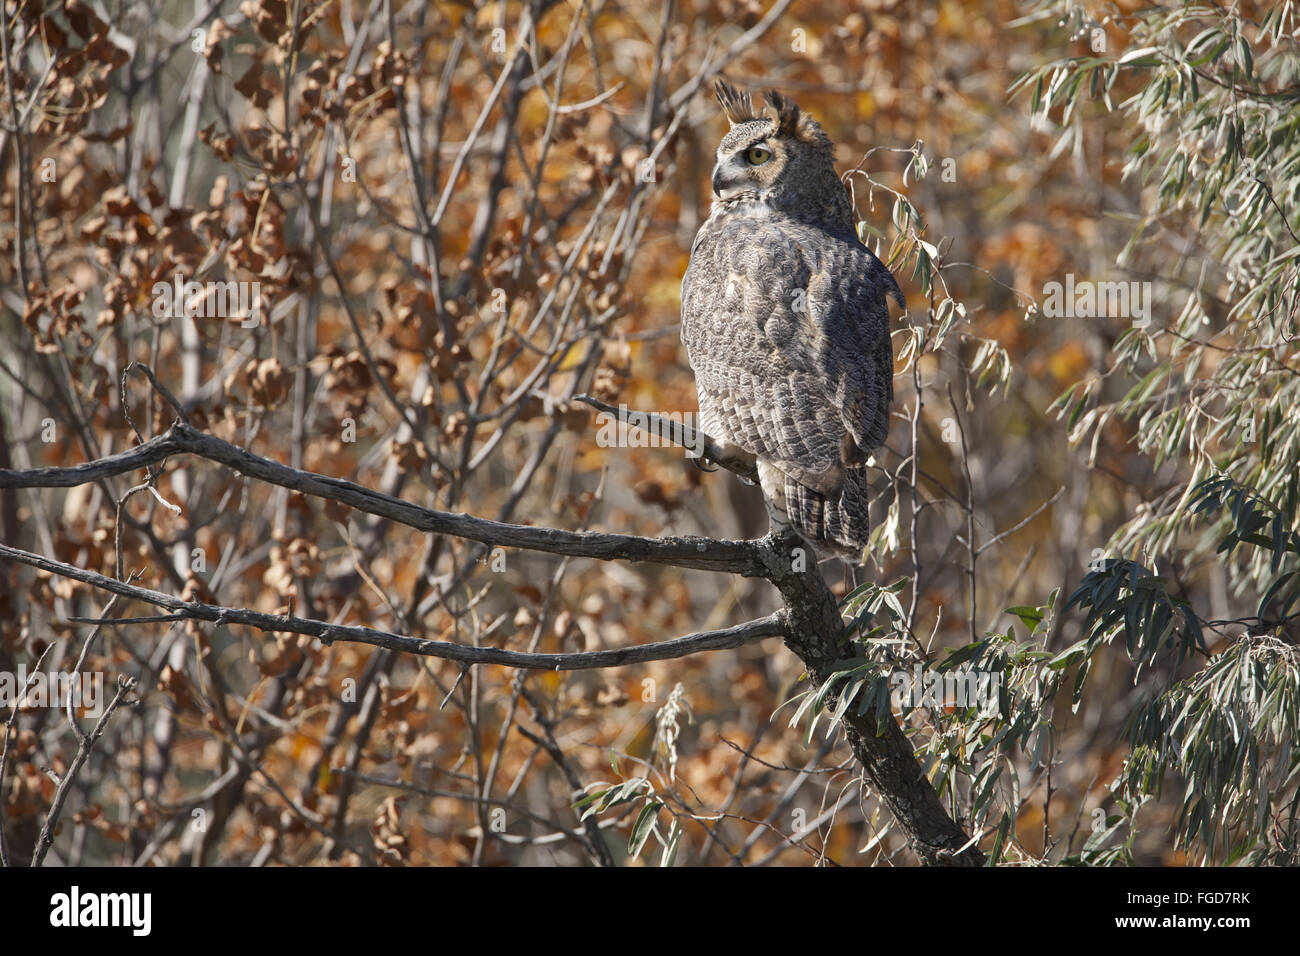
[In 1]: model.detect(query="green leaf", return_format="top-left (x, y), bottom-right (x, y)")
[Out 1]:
top-left (628, 801), bottom-right (662, 858)
top-left (1006, 605), bottom-right (1044, 630)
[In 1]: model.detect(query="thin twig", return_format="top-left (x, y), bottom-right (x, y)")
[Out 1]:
top-left (572, 393), bottom-right (759, 484)
top-left (0, 543), bottom-right (787, 669)
top-left (32, 676), bottom-right (137, 867)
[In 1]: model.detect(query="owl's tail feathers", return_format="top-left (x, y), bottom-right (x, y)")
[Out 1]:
top-left (783, 471), bottom-right (871, 563)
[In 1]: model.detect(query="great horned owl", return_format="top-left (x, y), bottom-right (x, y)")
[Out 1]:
top-left (681, 81), bottom-right (903, 561)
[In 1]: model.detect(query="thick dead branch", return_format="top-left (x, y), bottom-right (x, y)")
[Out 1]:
top-left (0, 421), bottom-right (767, 576)
top-left (0, 408), bottom-right (985, 866)
top-left (760, 527), bottom-right (986, 867)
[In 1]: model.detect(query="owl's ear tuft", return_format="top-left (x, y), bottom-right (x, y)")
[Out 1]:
top-left (714, 79), bottom-right (757, 125)
top-left (763, 89), bottom-right (830, 148)
top-left (763, 89), bottom-right (801, 133)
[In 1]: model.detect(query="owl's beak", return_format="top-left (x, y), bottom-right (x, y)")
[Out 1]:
top-left (711, 163), bottom-right (750, 201)
top-left (711, 166), bottom-right (728, 197)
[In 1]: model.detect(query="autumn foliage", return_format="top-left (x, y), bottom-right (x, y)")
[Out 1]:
top-left (2, 0), bottom-right (1298, 866)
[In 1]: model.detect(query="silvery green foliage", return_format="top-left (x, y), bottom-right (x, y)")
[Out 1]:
top-left (1021, 0), bottom-right (1300, 595)
top-left (789, 473), bottom-right (1298, 864)
top-left (1012, 1), bottom-right (1300, 863)
top-left (780, 1), bottom-right (1300, 864)
top-left (574, 686), bottom-right (691, 866)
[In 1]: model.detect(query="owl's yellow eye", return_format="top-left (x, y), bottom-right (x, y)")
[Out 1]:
top-left (743, 145), bottom-right (772, 166)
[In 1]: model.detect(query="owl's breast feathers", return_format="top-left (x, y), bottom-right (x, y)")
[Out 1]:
top-left (681, 211), bottom-right (902, 557)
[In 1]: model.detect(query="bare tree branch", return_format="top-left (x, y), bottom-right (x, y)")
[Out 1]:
top-left (572, 393), bottom-right (759, 483)
top-left (31, 675), bottom-right (137, 867)
top-left (0, 542), bottom-right (786, 669)
top-left (0, 397), bottom-right (986, 864)
top-left (0, 421), bottom-right (768, 576)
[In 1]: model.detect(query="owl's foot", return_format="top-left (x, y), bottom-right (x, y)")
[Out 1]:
top-left (693, 440), bottom-right (758, 484)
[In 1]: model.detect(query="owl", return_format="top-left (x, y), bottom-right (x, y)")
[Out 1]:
top-left (681, 81), bottom-right (903, 561)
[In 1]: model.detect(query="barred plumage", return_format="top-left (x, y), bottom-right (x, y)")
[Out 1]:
top-left (681, 81), bottom-right (903, 561)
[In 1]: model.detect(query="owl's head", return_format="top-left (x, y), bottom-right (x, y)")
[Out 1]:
top-left (709, 80), bottom-right (853, 232)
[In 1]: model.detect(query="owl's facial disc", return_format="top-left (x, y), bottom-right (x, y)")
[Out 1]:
top-left (711, 137), bottom-right (780, 201)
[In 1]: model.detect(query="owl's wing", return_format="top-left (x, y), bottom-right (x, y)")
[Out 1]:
top-left (810, 235), bottom-right (903, 456)
top-left (681, 217), bottom-right (899, 494)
